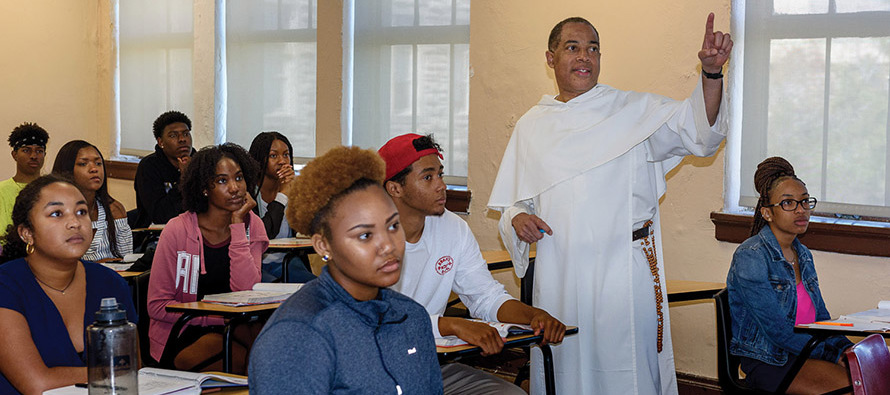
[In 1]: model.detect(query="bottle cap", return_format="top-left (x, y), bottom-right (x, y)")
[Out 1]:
top-left (94, 297), bottom-right (127, 323)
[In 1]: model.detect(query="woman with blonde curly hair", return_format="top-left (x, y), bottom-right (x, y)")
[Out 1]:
top-left (248, 146), bottom-right (443, 394)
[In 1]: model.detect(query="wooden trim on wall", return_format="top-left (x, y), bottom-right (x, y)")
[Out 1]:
top-left (445, 189), bottom-right (471, 214)
top-left (676, 372), bottom-right (722, 395)
top-left (711, 211), bottom-right (890, 257)
top-left (106, 160), bottom-right (138, 180)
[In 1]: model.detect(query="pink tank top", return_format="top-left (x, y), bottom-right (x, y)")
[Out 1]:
top-left (795, 282), bottom-right (816, 325)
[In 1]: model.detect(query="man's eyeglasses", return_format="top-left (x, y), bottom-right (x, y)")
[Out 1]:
top-left (764, 197), bottom-right (817, 211)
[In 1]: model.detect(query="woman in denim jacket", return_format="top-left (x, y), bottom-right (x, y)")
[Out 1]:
top-left (727, 157), bottom-right (852, 394)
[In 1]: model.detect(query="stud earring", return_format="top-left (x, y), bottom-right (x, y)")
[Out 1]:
top-left (321, 255), bottom-right (331, 262)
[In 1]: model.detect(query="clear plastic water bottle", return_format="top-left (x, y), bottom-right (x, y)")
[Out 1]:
top-left (86, 297), bottom-right (138, 394)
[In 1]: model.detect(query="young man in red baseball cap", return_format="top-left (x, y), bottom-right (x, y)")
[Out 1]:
top-left (379, 133), bottom-right (565, 394)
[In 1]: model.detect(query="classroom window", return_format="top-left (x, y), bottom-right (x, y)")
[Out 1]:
top-left (730, 0), bottom-right (890, 218)
top-left (226, 0), bottom-right (317, 158)
top-left (117, 1), bottom-right (316, 158)
top-left (349, 0), bottom-right (470, 178)
top-left (119, 0), bottom-right (194, 155)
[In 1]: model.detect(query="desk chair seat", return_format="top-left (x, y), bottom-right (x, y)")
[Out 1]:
top-left (845, 333), bottom-right (890, 395)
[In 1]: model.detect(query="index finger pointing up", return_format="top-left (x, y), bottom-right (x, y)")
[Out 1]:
top-left (703, 12), bottom-right (715, 49)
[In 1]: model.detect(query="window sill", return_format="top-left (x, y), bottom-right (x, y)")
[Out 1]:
top-left (107, 160), bottom-right (138, 180)
top-left (710, 211), bottom-right (890, 257)
top-left (107, 160), bottom-right (474, 213)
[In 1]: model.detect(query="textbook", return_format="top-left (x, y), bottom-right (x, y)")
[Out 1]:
top-left (838, 300), bottom-right (890, 324)
top-left (201, 283), bottom-right (303, 306)
top-left (435, 320), bottom-right (535, 348)
top-left (43, 368), bottom-right (247, 395)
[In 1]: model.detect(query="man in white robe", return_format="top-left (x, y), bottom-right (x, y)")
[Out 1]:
top-left (487, 14), bottom-right (732, 395)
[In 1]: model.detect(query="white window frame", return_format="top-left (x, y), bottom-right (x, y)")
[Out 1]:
top-left (726, 0), bottom-right (890, 220)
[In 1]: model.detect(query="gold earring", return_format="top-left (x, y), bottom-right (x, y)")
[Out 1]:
top-left (26, 242), bottom-right (34, 255)
top-left (321, 254), bottom-right (331, 262)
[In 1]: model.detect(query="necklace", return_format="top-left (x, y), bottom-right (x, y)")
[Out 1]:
top-left (33, 264), bottom-right (77, 294)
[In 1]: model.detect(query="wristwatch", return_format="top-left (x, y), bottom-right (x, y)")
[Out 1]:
top-left (702, 69), bottom-right (723, 79)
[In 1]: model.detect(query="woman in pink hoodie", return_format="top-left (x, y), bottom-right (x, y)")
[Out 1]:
top-left (147, 143), bottom-right (268, 372)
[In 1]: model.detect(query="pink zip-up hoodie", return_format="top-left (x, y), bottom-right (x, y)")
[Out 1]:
top-left (147, 211), bottom-right (269, 361)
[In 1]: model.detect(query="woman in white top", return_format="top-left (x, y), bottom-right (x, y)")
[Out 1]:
top-left (52, 140), bottom-right (132, 261)
top-left (248, 132), bottom-right (315, 283)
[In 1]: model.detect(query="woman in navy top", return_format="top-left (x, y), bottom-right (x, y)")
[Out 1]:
top-left (248, 146), bottom-right (442, 394)
top-left (0, 175), bottom-right (136, 394)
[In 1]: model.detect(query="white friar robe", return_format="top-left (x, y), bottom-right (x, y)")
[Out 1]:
top-left (488, 78), bottom-right (727, 395)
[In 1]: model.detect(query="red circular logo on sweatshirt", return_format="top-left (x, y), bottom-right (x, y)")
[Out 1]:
top-left (435, 256), bottom-right (454, 275)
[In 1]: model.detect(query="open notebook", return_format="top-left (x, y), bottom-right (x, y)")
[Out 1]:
top-left (436, 320), bottom-right (535, 347)
top-left (798, 300), bottom-right (890, 332)
top-left (43, 368), bottom-right (247, 395)
top-left (201, 282), bottom-right (304, 307)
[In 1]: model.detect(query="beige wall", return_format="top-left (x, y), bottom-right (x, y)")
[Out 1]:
top-left (4, 0), bottom-right (888, 381)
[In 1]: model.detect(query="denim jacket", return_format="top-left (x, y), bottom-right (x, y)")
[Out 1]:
top-left (726, 227), bottom-right (852, 366)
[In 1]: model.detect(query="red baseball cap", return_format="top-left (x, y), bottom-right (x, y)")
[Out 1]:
top-left (378, 133), bottom-right (444, 181)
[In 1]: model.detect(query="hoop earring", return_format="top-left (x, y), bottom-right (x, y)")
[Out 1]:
top-left (321, 254), bottom-right (331, 262)
top-left (26, 243), bottom-right (34, 255)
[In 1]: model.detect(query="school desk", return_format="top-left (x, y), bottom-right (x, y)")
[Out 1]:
top-left (437, 326), bottom-right (579, 395)
top-left (481, 250), bottom-right (724, 303)
top-left (788, 318), bottom-right (890, 393)
top-left (162, 301), bottom-right (280, 373)
top-left (265, 237), bottom-right (314, 282)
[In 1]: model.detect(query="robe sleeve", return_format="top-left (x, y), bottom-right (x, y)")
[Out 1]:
top-left (644, 77), bottom-right (728, 163)
top-left (498, 199), bottom-right (534, 278)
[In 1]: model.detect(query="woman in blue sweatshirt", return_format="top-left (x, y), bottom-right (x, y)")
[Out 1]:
top-left (248, 146), bottom-right (443, 394)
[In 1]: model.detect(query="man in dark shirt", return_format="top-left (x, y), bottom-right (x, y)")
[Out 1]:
top-left (132, 111), bottom-right (195, 228)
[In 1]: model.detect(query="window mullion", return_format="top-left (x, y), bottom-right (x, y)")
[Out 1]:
top-left (884, 40), bottom-right (890, 206)
top-left (820, 38), bottom-right (831, 202)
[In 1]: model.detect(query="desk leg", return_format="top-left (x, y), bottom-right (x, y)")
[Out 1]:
top-left (159, 312), bottom-right (197, 368)
top-left (775, 335), bottom-right (822, 394)
top-left (540, 344), bottom-right (555, 395)
top-left (223, 321), bottom-right (235, 373)
top-left (281, 251), bottom-right (294, 283)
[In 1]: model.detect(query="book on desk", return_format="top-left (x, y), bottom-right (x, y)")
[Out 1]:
top-left (201, 283), bottom-right (304, 307)
top-left (43, 368), bottom-right (247, 395)
top-left (436, 320), bottom-right (534, 348)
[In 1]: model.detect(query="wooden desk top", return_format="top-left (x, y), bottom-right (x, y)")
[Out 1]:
top-left (481, 250), bottom-right (535, 266)
top-left (166, 301), bottom-right (281, 315)
top-left (480, 249), bottom-right (723, 302)
top-left (117, 271), bottom-right (143, 278)
top-left (266, 237), bottom-right (314, 249)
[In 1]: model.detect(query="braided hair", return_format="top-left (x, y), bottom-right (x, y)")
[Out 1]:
top-left (750, 157), bottom-right (803, 236)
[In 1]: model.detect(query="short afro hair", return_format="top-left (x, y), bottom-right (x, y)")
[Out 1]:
top-left (548, 17), bottom-right (599, 52)
top-left (286, 146), bottom-right (385, 236)
top-left (152, 111), bottom-right (192, 139)
top-left (8, 122), bottom-right (49, 149)
top-left (180, 143), bottom-right (260, 214)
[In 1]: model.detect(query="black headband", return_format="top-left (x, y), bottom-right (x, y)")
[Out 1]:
top-left (12, 135), bottom-right (47, 150)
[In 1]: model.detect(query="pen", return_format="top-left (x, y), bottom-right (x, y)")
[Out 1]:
top-left (75, 383), bottom-right (88, 388)
top-left (813, 321), bottom-right (853, 327)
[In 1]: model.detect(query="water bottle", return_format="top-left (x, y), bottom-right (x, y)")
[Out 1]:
top-left (86, 297), bottom-right (139, 394)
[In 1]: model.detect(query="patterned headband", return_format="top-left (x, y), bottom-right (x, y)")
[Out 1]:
top-left (12, 134), bottom-right (47, 150)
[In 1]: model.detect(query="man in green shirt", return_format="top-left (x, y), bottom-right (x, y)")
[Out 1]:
top-left (0, 122), bottom-right (49, 237)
